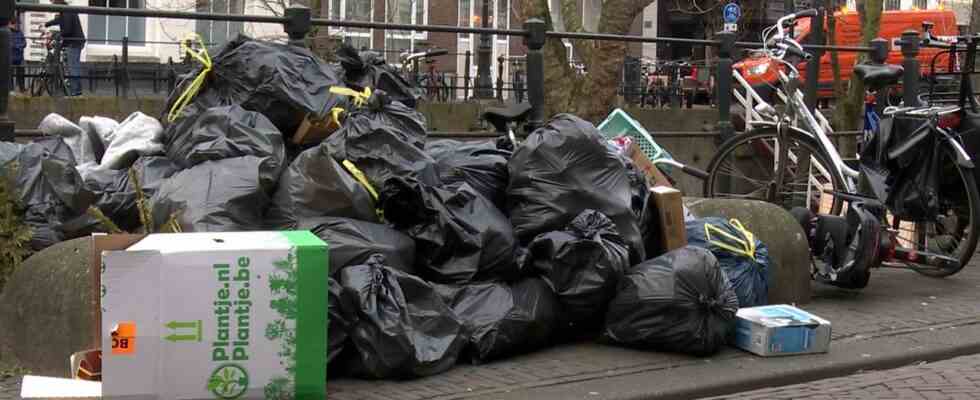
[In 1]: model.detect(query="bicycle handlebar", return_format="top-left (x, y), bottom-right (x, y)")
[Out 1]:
top-left (780, 40), bottom-right (812, 60)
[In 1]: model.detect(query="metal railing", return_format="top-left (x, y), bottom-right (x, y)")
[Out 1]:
top-left (3, 2), bottom-right (913, 143)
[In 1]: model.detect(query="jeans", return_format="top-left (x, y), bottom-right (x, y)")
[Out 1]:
top-left (66, 46), bottom-right (82, 96)
top-left (10, 62), bottom-right (25, 92)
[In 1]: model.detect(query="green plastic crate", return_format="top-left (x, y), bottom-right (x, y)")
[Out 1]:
top-left (597, 108), bottom-right (673, 164)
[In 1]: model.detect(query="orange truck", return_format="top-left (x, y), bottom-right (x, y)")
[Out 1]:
top-left (736, 9), bottom-right (958, 100)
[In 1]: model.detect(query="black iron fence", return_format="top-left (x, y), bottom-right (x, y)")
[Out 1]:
top-left (1, 2), bottom-right (915, 141)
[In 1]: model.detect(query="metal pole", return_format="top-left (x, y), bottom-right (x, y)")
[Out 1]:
top-left (525, 18), bottom-right (546, 133)
top-left (464, 50), bottom-right (471, 99)
top-left (122, 36), bottom-right (129, 98)
top-left (113, 55), bottom-right (119, 97)
top-left (496, 55), bottom-right (504, 101)
top-left (475, 0), bottom-right (493, 98)
top-left (715, 31), bottom-right (735, 142)
top-left (284, 5), bottom-right (311, 48)
top-left (0, 1), bottom-right (13, 142)
top-left (900, 30), bottom-right (920, 107)
top-left (804, 8), bottom-right (825, 111)
top-left (154, 62), bottom-right (160, 93)
top-left (168, 57), bottom-right (176, 91)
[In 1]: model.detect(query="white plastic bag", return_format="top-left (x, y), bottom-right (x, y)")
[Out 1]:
top-left (100, 112), bottom-right (165, 170)
top-left (79, 115), bottom-right (119, 147)
top-left (38, 113), bottom-right (95, 165)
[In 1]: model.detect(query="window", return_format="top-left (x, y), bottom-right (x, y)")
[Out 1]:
top-left (88, 0), bottom-right (146, 46)
top-left (913, 0), bottom-right (927, 8)
top-left (196, 0), bottom-right (244, 46)
top-left (328, 0), bottom-right (373, 49)
top-left (458, 0), bottom-right (510, 39)
top-left (884, 0), bottom-right (900, 9)
top-left (384, 0), bottom-right (428, 63)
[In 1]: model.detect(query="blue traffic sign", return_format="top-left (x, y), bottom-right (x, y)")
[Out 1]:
top-left (723, 3), bottom-right (741, 23)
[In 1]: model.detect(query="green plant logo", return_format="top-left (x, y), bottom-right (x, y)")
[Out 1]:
top-left (207, 364), bottom-right (249, 399)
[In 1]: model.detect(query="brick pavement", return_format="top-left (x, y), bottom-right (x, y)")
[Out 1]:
top-left (4, 263), bottom-right (980, 399)
top-left (703, 353), bottom-right (980, 399)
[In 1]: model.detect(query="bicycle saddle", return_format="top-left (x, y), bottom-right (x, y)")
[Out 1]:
top-left (482, 103), bottom-right (533, 132)
top-left (853, 63), bottom-right (904, 90)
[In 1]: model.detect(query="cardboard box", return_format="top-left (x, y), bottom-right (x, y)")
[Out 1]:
top-left (733, 305), bottom-right (832, 357)
top-left (646, 186), bottom-right (687, 256)
top-left (99, 231), bottom-right (329, 399)
top-left (628, 141), bottom-right (673, 188)
top-left (292, 113), bottom-right (341, 145)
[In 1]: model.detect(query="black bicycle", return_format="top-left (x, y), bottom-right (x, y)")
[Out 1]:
top-left (30, 30), bottom-right (69, 97)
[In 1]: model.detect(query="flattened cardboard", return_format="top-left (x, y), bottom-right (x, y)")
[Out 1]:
top-left (628, 141), bottom-right (672, 188)
top-left (648, 186), bottom-right (687, 256)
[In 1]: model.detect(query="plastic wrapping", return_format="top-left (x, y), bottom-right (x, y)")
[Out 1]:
top-left (382, 178), bottom-right (519, 284)
top-left (686, 217), bottom-right (770, 308)
top-left (336, 45), bottom-right (424, 108)
top-left (427, 139), bottom-right (511, 209)
top-left (603, 246), bottom-right (739, 356)
top-left (299, 216), bottom-right (415, 276)
top-left (508, 114), bottom-right (645, 264)
top-left (83, 156), bottom-right (180, 231)
top-left (325, 94), bottom-right (437, 188)
top-left (165, 35), bottom-right (347, 136)
top-left (523, 210), bottom-right (630, 330)
top-left (163, 105), bottom-right (286, 172)
top-left (433, 278), bottom-right (559, 363)
top-left (100, 112), bottom-right (165, 170)
top-left (78, 115), bottom-right (120, 147)
top-left (338, 254), bottom-right (466, 379)
top-left (38, 113), bottom-right (99, 166)
top-left (149, 156), bottom-right (276, 232)
top-left (265, 144), bottom-right (378, 229)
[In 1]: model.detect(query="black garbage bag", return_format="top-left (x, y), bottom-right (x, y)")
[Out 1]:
top-left (339, 254), bottom-right (466, 379)
top-left (382, 178), bottom-right (519, 284)
top-left (165, 35), bottom-right (347, 136)
top-left (603, 246), bottom-right (739, 356)
top-left (83, 156), bottom-right (181, 231)
top-left (265, 144), bottom-right (378, 229)
top-left (298, 216), bottom-right (415, 275)
top-left (336, 45), bottom-right (423, 108)
top-left (508, 114), bottom-right (645, 264)
top-left (150, 156), bottom-right (276, 232)
top-left (7, 138), bottom-right (95, 250)
top-left (433, 277), bottom-right (559, 363)
top-left (163, 105), bottom-right (286, 172)
top-left (324, 93), bottom-right (438, 188)
top-left (427, 139), bottom-right (511, 210)
top-left (523, 210), bottom-right (630, 331)
top-left (328, 277), bottom-right (349, 365)
top-left (686, 217), bottom-right (770, 308)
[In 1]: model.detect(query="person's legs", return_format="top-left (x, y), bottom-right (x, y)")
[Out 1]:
top-left (13, 61), bottom-right (25, 92)
top-left (67, 46), bottom-right (82, 96)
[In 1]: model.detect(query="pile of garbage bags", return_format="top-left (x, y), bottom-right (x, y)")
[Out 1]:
top-left (7, 37), bottom-right (776, 381)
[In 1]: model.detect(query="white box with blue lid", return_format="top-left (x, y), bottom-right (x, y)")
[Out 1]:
top-left (733, 305), bottom-right (831, 356)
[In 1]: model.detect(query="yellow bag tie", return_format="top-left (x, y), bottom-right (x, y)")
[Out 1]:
top-left (342, 160), bottom-right (385, 222)
top-left (704, 218), bottom-right (758, 260)
top-left (167, 34), bottom-right (213, 123)
top-left (329, 86), bottom-right (373, 108)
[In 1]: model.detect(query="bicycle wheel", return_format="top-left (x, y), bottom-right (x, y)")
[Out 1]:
top-left (704, 128), bottom-right (846, 215)
top-left (46, 65), bottom-right (67, 97)
top-left (892, 147), bottom-right (980, 277)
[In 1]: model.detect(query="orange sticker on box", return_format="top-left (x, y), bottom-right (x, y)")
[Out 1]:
top-left (111, 322), bottom-right (136, 355)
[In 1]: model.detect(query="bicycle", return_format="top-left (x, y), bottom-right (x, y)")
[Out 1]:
top-left (703, 9), bottom-right (980, 287)
top-left (400, 48), bottom-right (449, 102)
top-left (30, 29), bottom-right (69, 98)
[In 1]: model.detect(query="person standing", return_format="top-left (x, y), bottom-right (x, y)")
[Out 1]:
top-left (10, 15), bottom-right (26, 94)
top-left (45, 0), bottom-right (85, 96)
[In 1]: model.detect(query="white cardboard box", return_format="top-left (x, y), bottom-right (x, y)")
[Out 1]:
top-left (100, 231), bottom-right (328, 399)
top-left (733, 305), bottom-right (832, 357)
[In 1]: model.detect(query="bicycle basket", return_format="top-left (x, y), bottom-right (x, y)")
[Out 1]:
top-left (597, 108), bottom-right (673, 165)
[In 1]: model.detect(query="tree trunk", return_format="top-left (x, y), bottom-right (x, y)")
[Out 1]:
top-left (838, 0), bottom-right (882, 130)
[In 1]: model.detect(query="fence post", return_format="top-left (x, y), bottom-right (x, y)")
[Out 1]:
top-left (0, 1), bottom-right (12, 142)
top-left (496, 55), bottom-right (504, 101)
top-left (154, 62), bottom-right (160, 94)
top-left (464, 50), bottom-right (471, 100)
top-left (715, 31), bottom-right (735, 141)
top-left (113, 55), bottom-right (120, 98)
top-left (900, 30), bottom-right (920, 107)
top-left (89, 64), bottom-right (96, 93)
top-left (524, 18), bottom-right (546, 133)
top-left (168, 57), bottom-right (176, 92)
top-left (804, 8), bottom-right (825, 111)
top-left (121, 36), bottom-right (129, 98)
top-left (284, 5), bottom-right (312, 48)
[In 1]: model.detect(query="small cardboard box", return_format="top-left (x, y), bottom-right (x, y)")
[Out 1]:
top-left (646, 186), bottom-right (687, 256)
top-left (99, 231), bottom-right (329, 399)
top-left (292, 113), bottom-right (342, 145)
top-left (734, 305), bottom-right (832, 357)
top-left (627, 140), bottom-right (673, 188)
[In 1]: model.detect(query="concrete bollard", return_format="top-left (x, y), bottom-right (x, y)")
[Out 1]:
top-left (0, 237), bottom-right (95, 376)
top-left (685, 198), bottom-right (812, 305)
